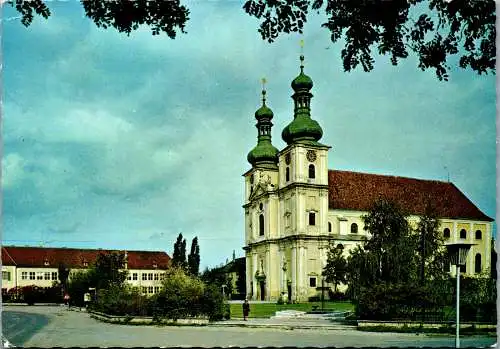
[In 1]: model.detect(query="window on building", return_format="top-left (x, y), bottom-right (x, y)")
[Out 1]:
top-left (52, 272), bottom-right (58, 280)
top-left (2, 271), bottom-right (11, 281)
top-left (148, 286), bottom-right (154, 294)
top-left (328, 222), bottom-right (332, 233)
top-left (44, 259), bottom-right (49, 266)
top-left (443, 228), bottom-right (450, 238)
top-left (142, 273), bottom-right (147, 281)
top-left (133, 273), bottom-right (138, 280)
top-left (259, 214), bottom-right (265, 236)
top-left (160, 273), bottom-right (165, 280)
top-left (127, 273), bottom-right (132, 281)
top-left (444, 262), bottom-right (450, 273)
top-left (44, 272), bottom-right (51, 280)
top-left (142, 287), bottom-right (147, 294)
top-left (154, 286), bottom-right (160, 293)
top-left (460, 264), bottom-right (466, 274)
top-left (83, 261), bottom-right (88, 267)
top-left (337, 244), bottom-right (344, 250)
top-left (475, 230), bottom-right (482, 240)
top-left (22, 272), bottom-right (28, 280)
top-left (475, 253), bottom-right (482, 273)
top-left (460, 229), bottom-right (467, 239)
top-left (286, 167), bottom-right (290, 182)
top-left (351, 223), bottom-right (358, 234)
top-left (148, 273), bottom-right (153, 280)
top-left (309, 212), bottom-right (316, 226)
top-left (37, 272), bottom-right (43, 280)
top-left (29, 272), bottom-right (35, 280)
top-left (154, 273), bottom-right (159, 281)
top-left (309, 277), bottom-right (317, 287)
top-left (308, 165), bottom-right (315, 179)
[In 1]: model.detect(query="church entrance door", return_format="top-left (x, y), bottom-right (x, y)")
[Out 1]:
top-left (259, 281), bottom-right (265, 301)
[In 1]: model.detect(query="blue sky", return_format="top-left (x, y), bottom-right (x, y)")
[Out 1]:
top-left (2, 1), bottom-right (495, 269)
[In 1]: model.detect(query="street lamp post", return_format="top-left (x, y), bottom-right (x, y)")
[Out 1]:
top-left (321, 277), bottom-right (325, 311)
top-left (445, 242), bottom-right (475, 349)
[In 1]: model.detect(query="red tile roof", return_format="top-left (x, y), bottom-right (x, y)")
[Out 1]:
top-left (328, 170), bottom-right (493, 222)
top-left (1, 246), bottom-right (171, 269)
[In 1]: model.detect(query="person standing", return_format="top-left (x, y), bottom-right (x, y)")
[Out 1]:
top-left (242, 299), bottom-right (250, 321)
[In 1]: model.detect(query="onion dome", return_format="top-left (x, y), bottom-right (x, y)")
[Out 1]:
top-left (247, 81), bottom-right (279, 166)
top-left (282, 54), bottom-right (323, 145)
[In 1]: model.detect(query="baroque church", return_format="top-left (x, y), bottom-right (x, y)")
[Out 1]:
top-left (242, 53), bottom-right (493, 302)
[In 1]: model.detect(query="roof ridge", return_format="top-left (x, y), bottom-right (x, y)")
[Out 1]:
top-left (2, 245), bottom-right (168, 254)
top-left (329, 169), bottom-right (452, 184)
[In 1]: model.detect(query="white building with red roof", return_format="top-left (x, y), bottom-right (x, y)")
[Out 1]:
top-left (1, 246), bottom-right (171, 296)
top-left (243, 55), bottom-right (493, 302)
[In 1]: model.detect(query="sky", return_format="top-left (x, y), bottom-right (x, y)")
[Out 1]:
top-left (2, 1), bottom-right (496, 270)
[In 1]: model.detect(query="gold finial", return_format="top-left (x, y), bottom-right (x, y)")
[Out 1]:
top-left (261, 77), bottom-right (267, 105)
top-left (299, 39), bottom-right (305, 72)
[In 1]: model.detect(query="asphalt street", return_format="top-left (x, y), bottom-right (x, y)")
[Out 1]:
top-left (2, 306), bottom-right (497, 348)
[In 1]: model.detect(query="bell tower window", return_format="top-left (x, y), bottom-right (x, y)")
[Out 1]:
top-left (286, 167), bottom-right (290, 182)
top-left (328, 222), bottom-right (332, 232)
top-left (308, 164), bottom-right (315, 179)
top-left (309, 212), bottom-right (316, 226)
top-left (259, 214), bottom-right (264, 236)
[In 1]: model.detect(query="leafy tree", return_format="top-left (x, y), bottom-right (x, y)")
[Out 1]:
top-left (243, 0), bottom-right (495, 81)
top-left (172, 233), bottom-right (188, 270)
top-left (93, 251), bottom-right (128, 290)
top-left (416, 202), bottom-right (445, 284)
top-left (322, 243), bottom-right (347, 292)
top-left (491, 237), bottom-right (497, 280)
top-left (187, 236), bottom-right (200, 276)
top-left (67, 269), bottom-right (97, 307)
top-left (9, 1), bottom-right (494, 81)
top-left (58, 262), bottom-right (70, 291)
top-left (362, 199), bottom-right (419, 285)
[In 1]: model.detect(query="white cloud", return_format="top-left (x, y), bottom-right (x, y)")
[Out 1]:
top-left (2, 153), bottom-right (26, 188)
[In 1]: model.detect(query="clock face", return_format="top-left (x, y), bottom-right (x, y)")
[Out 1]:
top-left (306, 150), bottom-right (317, 162)
top-left (285, 153), bottom-right (291, 165)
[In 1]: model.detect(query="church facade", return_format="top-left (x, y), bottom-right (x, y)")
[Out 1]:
top-left (243, 54), bottom-right (493, 302)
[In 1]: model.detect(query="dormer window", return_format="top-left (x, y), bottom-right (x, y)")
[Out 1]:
top-left (44, 259), bottom-right (49, 266)
top-left (83, 260), bottom-right (88, 267)
top-left (153, 261), bottom-right (158, 269)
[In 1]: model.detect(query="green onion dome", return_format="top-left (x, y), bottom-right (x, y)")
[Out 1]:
top-left (282, 116), bottom-right (323, 144)
top-left (291, 55), bottom-right (313, 91)
top-left (247, 141), bottom-right (279, 166)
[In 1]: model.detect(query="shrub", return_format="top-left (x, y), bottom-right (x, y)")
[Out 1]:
top-left (308, 296), bottom-right (320, 302)
top-left (328, 289), bottom-right (348, 301)
top-left (277, 297), bottom-right (285, 305)
top-left (201, 284), bottom-right (225, 321)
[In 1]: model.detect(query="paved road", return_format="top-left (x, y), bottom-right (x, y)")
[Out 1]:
top-left (2, 306), bottom-right (496, 348)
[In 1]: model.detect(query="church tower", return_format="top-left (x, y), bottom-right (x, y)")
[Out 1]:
top-left (243, 80), bottom-right (280, 300)
top-left (277, 49), bottom-right (331, 301)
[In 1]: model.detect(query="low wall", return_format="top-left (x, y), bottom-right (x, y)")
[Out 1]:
top-left (89, 310), bottom-right (209, 326)
top-left (358, 320), bottom-right (496, 330)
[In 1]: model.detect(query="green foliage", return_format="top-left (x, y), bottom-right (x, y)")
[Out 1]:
top-left (235, 269), bottom-right (246, 295)
top-left (200, 283), bottom-right (226, 321)
top-left (200, 265), bottom-right (229, 289)
top-left (187, 236), bottom-right (200, 276)
top-left (172, 233), bottom-right (188, 270)
top-left (154, 267), bottom-right (205, 320)
top-left (93, 284), bottom-right (151, 316)
top-left (459, 275), bottom-right (497, 323)
top-left (9, 1), bottom-right (494, 81)
top-left (7, 0), bottom-right (189, 39)
top-left (67, 269), bottom-right (98, 307)
top-left (416, 203), bottom-right (446, 283)
top-left (322, 243), bottom-right (347, 292)
top-left (93, 251), bottom-right (128, 290)
top-left (361, 199), bottom-right (419, 285)
top-left (58, 263), bottom-right (70, 290)
top-left (243, 0), bottom-right (495, 81)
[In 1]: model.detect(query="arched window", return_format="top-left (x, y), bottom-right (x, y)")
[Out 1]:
top-left (336, 244), bottom-right (344, 250)
top-left (309, 212), bottom-right (316, 226)
top-left (308, 164), bottom-right (315, 179)
top-left (259, 214), bottom-right (264, 236)
top-left (351, 223), bottom-right (358, 234)
top-left (443, 228), bottom-right (450, 238)
top-left (460, 229), bottom-right (467, 239)
top-left (286, 167), bottom-right (290, 182)
top-left (475, 253), bottom-right (482, 273)
top-left (328, 222), bottom-right (332, 233)
top-left (475, 230), bottom-right (482, 240)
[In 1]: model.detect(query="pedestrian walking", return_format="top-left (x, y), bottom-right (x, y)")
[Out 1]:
top-left (242, 299), bottom-right (250, 321)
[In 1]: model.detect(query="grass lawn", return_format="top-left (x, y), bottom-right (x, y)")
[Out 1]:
top-left (230, 301), bottom-right (354, 318)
